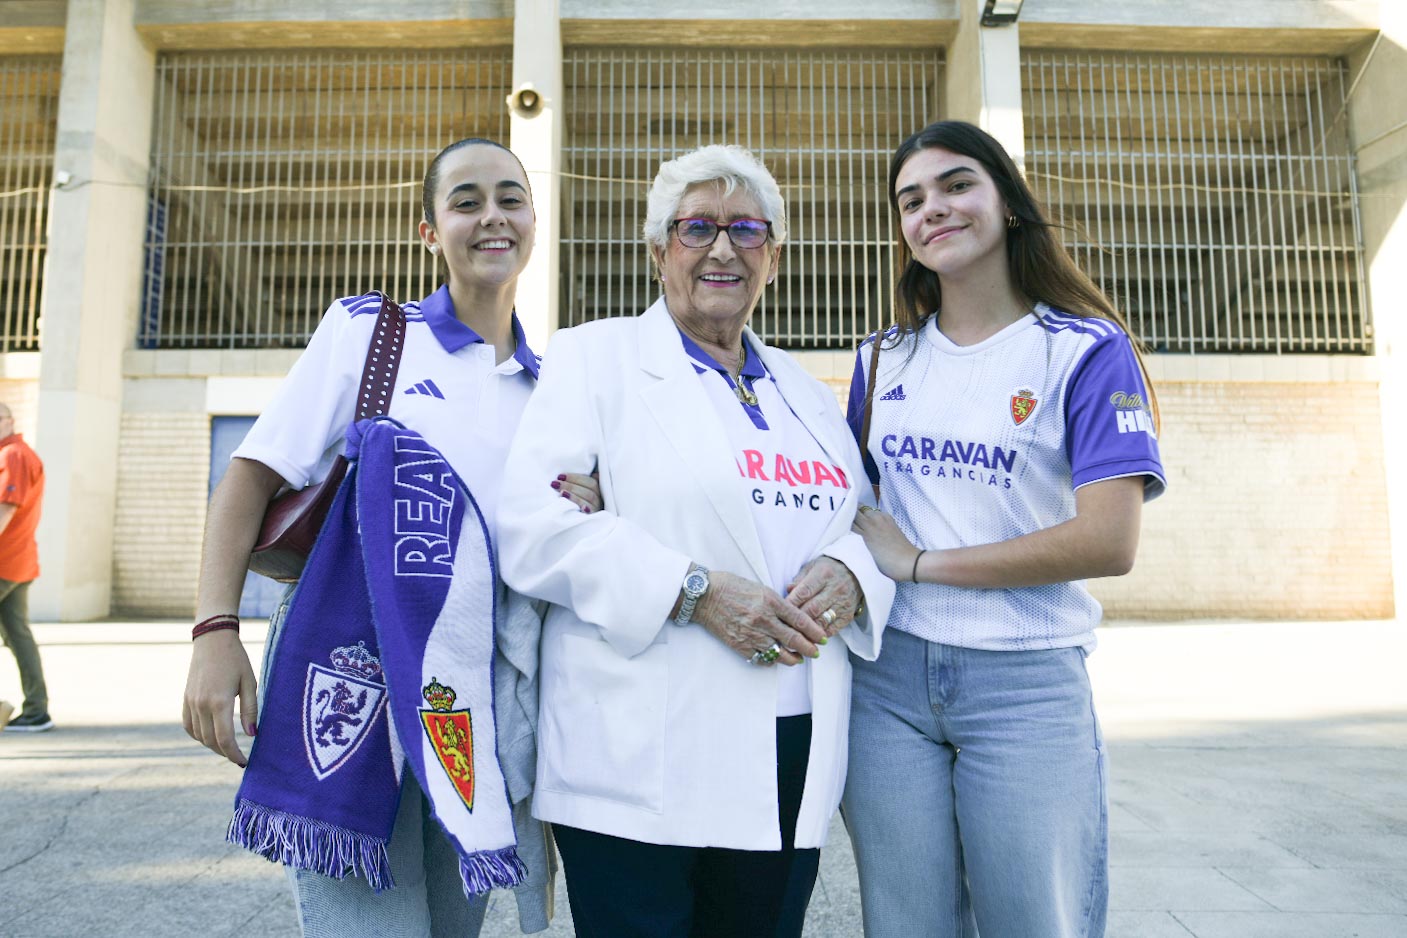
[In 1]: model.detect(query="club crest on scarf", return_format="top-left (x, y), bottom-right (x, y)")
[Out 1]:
top-left (420, 677), bottom-right (476, 811)
top-left (230, 419), bottom-right (525, 897)
top-left (302, 641), bottom-right (387, 780)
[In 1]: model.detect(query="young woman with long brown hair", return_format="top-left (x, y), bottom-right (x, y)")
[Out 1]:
top-left (844, 120), bottom-right (1166, 938)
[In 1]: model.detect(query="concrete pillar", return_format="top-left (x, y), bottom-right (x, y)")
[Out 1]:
top-left (509, 0), bottom-right (563, 347)
top-left (32, 0), bottom-right (155, 621)
top-left (945, 0), bottom-right (1026, 170)
top-left (1350, 10), bottom-right (1407, 618)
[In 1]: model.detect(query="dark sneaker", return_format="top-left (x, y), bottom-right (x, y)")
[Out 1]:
top-left (7, 712), bottom-right (54, 732)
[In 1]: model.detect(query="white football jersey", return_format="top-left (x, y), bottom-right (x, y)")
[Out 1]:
top-left (846, 304), bottom-right (1165, 651)
top-left (235, 287), bottom-right (540, 545)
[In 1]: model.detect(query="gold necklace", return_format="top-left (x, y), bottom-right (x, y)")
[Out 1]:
top-left (723, 360), bottom-right (759, 407)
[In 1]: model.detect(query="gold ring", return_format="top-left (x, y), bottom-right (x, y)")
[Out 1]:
top-left (858, 505), bottom-right (877, 515)
top-left (820, 608), bottom-right (837, 627)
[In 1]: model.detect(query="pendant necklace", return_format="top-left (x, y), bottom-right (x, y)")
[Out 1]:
top-left (722, 350), bottom-right (758, 406)
top-left (731, 375), bottom-right (759, 407)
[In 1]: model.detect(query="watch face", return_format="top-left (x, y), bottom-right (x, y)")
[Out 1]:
top-left (684, 571), bottom-right (708, 595)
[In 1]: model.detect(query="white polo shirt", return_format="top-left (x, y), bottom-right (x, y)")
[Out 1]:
top-left (234, 286), bottom-right (539, 543)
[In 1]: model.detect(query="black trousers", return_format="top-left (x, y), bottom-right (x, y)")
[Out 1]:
top-left (552, 715), bottom-right (820, 938)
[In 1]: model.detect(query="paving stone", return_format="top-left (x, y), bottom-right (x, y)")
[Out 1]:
top-left (1172, 911), bottom-right (1407, 938)
top-left (1216, 868), bottom-right (1407, 914)
top-left (3, 620), bottom-right (1406, 938)
top-left (1106, 909), bottom-right (1197, 937)
top-left (1109, 867), bottom-right (1275, 912)
top-left (1111, 831), bottom-right (1311, 869)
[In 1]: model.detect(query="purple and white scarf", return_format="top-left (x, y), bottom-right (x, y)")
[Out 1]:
top-left (227, 417), bottom-right (524, 895)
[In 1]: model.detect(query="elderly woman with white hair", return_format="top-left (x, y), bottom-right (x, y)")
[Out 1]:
top-left (497, 145), bottom-right (894, 936)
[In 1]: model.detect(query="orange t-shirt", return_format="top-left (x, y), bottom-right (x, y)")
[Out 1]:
top-left (0, 433), bottom-right (43, 583)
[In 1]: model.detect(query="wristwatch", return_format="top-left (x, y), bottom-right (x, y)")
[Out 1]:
top-left (674, 564), bottom-right (710, 626)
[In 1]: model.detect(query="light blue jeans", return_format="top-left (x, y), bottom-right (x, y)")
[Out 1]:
top-left (260, 586), bottom-right (489, 938)
top-left (842, 627), bottom-right (1108, 938)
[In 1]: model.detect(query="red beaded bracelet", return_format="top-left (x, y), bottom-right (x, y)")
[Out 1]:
top-left (192, 614), bottom-right (240, 640)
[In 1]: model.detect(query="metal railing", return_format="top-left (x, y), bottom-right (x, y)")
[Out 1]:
top-left (1023, 51), bottom-right (1368, 354)
top-left (0, 56), bottom-right (60, 353)
top-left (143, 50), bottom-right (512, 348)
top-left (561, 48), bottom-right (944, 349)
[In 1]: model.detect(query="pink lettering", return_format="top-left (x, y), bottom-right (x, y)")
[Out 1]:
top-left (774, 455), bottom-right (796, 486)
top-left (744, 449), bottom-right (769, 481)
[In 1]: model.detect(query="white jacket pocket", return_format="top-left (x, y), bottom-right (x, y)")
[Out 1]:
top-left (539, 632), bottom-right (669, 813)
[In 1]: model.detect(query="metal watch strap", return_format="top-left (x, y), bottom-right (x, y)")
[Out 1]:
top-left (675, 565), bottom-right (708, 625)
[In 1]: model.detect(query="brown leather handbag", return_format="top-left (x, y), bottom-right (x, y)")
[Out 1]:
top-left (248, 293), bottom-right (407, 582)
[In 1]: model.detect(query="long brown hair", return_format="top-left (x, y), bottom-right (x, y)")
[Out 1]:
top-left (886, 120), bottom-right (1158, 427)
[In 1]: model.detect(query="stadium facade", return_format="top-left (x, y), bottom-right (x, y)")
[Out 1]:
top-left (0, 0), bottom-right (1401, 621)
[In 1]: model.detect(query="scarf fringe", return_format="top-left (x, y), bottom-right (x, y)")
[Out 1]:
top-left (458, 846), bottom-right (529, 896)
top-left (227, 798), bottom-right (395, 893)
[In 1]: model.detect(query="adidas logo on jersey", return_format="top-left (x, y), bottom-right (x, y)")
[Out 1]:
top-left (879, 384), bottom-right (906, 402)
top-left (404, 379), bottom-right (445, 399)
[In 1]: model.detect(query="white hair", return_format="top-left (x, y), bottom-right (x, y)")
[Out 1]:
top-left (642, 144), bottom-right (788, 250)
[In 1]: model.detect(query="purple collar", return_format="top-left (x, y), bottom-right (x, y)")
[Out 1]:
top-left (677, 328), bottom-right (767, 380)
top-left (418, 285), bottom-right (540, 379)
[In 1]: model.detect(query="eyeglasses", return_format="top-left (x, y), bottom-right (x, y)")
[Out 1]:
top-left (670, 217), bottom-right (772, 250)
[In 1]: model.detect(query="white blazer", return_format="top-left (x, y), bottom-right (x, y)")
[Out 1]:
top-left (497, 299), bottom-right (893, 851)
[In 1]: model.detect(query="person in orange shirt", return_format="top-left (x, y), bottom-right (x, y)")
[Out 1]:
top-left (0, 402), bottom-right (49, 732)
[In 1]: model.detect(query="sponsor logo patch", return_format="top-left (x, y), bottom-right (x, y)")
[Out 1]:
top-left (404, 379), bottom-right (445, 399)
top-left (1109, 390), bottom-right (1156, 436)
top-left (878, 384), bottom-right (906, 402)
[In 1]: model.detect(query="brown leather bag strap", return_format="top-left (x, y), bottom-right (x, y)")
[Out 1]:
top-left (858, 331), bottom-right (884, 502)
top-left (356, 292), bottom-right (407, 420)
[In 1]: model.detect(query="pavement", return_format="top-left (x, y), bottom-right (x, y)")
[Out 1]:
top-left (2, 618), bottom-right (1405, 938)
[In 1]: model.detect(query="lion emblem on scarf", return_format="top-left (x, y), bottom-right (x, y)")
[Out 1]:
top-left (420, 677), bottom-right (476, 810)
top-left (302, 650), bottom-right (388, 781)
top-left (313, 680), bottom-right (370, 747)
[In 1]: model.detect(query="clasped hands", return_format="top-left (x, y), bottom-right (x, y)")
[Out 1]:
top-left (691, 557), bottom-right (862, 667)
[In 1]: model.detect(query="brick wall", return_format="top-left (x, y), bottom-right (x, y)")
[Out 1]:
top-left (111, 377), bottom-right (1394, 621)
top-left (112, 412), bottom-right (210, 616)
top-left (1091, 381), bottom-right (1393, 619)
top-left (822, 377), bottom-right (1394, 620)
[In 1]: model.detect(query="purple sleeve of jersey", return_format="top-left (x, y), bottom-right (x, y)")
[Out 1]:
top-left (845, 345), bottom-right (866, 445)
top-left (1064, 332), bottom-right (1166, 501)
top-left (846, 342), bottom-right (880, 486)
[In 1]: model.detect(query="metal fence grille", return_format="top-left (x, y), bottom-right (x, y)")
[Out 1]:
top-left (1024, 51), bottom-right (1368, 354)
top-left (144, 50), bottom-right (512, 348)
top-left (0, 57), bottom-right (60, 353)
top-left (562, 48), bottom-right (944, 349)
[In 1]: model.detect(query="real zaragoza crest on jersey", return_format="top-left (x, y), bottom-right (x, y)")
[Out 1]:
top-left (302, 641), bottom-right (388, 780)
top-left (1009, 387), bottom-right (1040, 426)
top-left (421, 677), bottom-right (476, 811)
